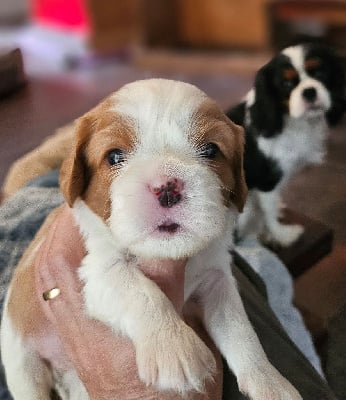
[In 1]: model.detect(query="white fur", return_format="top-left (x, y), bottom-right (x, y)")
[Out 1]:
top-left (258, 115), bottom-right (327, 182)
top-left (289, 78), bottom-right (331, 119)
top-left (109, 155), bottom-right (226, 259)
top-left (282, 45), bottom-right (305, 74)
top-left (2, 79), bottom-right (302, 399)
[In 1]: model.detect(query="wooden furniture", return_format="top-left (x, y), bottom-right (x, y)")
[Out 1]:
top-left (178, 0), bottom-right (270, 49)
top-left (0, 48), bottom-right (26, 99)
top-left (86, 0), bottom-right (141, 51)
top-left (41, 1), bottom-right (346, 53)
top-left (269, 1), bottom-right (346, 51)
top-left (276, 209), bottom-right (334, 278)
top-left (270, 0), bottom-right (346, 27)
top-left (80, 0), bottom-right (272, 51)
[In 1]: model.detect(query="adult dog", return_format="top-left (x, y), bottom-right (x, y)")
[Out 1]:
top-left (228, 43), bottom-right (345, 247)
top-left (1, 79), bottom-right (301, 399)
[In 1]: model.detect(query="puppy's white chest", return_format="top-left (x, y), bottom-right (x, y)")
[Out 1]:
top-left (258, 116), bottom-right (327, 179)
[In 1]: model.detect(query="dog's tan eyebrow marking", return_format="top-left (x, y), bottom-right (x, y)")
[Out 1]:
top-left (283, 68), bottom-right (298, 80)
top-left (305, 58), bottom-right (320, 70)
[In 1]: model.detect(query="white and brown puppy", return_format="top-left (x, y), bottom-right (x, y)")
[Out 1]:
top-left (1, 79), bottom-right (302, 399)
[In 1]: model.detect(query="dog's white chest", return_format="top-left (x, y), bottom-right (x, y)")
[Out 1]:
top-left (258, 116), bottom-right (327, 180)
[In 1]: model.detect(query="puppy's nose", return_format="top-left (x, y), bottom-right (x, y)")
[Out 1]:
top-left (149, 177), bottom-right (184, 208)
top-left (302, 87), bottom-right (317, 102)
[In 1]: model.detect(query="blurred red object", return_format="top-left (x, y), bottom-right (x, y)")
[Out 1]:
top-left (31, 0), bottom-right (90, 32)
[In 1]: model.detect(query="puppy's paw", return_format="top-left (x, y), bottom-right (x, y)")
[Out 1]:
top-left (136, 322), bottom-right (216, 393)
top-left (261, 223), bottom-right (304, 248)
top-left (238, 365), bottom-right (302, 400)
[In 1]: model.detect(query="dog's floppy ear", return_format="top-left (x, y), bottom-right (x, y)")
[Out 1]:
top-left (249, 62), bottom-right (284, 137)
top-left (228, 122), bottom-right (248, 212)
top-left (325, 50), bottom-right (346, 126)
top-left (59, 116), bottom-right (92, 207)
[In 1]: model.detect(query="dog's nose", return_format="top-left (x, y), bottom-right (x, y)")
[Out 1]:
top-left (149, 177), bottom-right (184, 208)
top-left (302, 87), bottom-right (317, 102)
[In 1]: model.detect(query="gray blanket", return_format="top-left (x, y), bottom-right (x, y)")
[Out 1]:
top-left (236, 240), bottom-right (323, 376)
top-left (0, 171), bottom-right (323, 399)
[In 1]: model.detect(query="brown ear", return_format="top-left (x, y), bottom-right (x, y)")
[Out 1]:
top-left (59, 116), bottom-right (92, 207)
top-left (228, 121), bottom-right (248, 212)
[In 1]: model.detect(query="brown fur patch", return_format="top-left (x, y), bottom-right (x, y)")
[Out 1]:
top-left (192, 99), bottom-right (247, 211)
top-left (60, 96), bottom-right (136, 221)
top-left (283, 68), bottom-right (298, 80)
top-left (305, 58), bottom-right (320, 70)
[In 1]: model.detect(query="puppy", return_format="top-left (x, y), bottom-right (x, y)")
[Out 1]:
top-left (1, 79), bottom-right (302, 399)
top-left (228, 43), bottom-right (345, 247)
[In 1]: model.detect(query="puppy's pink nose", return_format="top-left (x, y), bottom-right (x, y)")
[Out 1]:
top-left (149, 177), bottom-right (184, 208)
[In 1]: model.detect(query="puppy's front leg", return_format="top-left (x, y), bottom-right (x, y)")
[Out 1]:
top-left (197, 267), bottom-right (302, 400)
top-left (73, 201), bottom-right (216, 394)
top-left (257, 189), bottom-right (303, 247)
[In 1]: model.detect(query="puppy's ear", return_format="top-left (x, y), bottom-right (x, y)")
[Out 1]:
top-left (325, 51), bottom-right (346, 126)
top-left (59, 116), bottom-right (92, 207)
top-left (327, 98), bottom-right (346, 126)
top-left (226, 101), bottom-right (246, 126)
top-left (229, 123), bottom-right (248, 212)
top-left (249, 62), bottom-right (284, 137)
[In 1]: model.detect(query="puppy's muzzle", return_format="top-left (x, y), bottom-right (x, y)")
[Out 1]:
top-left (149, 177), bottom-right (184, 208)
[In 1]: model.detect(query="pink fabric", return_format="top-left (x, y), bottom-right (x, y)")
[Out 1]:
top-left (31, 0), bottom-right (90, 32)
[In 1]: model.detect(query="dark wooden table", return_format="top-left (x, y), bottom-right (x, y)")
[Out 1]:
top-left (275, 208), bottom-right (334, 278)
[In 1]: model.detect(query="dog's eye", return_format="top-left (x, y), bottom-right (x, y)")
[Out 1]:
top-left (106, 149), bottom-right (126, 166)
top-left (200, 143), bottom-right (220, 159)
top-left (282, 79), bottom-right (296, 89)
top-left (307, 68), bottom-right (326, 80)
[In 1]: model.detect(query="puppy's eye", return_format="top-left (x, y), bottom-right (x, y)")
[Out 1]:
top-left (200, 143), bottom-right (220, 159)
top-left (307, 68), bottom-right (326, 80)
top-left (106, 149), bottom-right (126, 166)
top-left (283, 79), bottom-right (296, 89)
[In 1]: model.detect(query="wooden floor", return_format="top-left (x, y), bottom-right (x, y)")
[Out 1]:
top-left (1, 47), bottom-right (345, 383)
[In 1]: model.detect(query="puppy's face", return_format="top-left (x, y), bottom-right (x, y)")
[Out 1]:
top-left (281, 45), bottom-right (337, 118)
top-left (253, 44), bottom-right (345, 122)
top-left (60, 79), bottom-right (247, 259)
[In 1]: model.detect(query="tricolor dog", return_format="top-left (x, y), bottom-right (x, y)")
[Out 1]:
top-left (228, 43), bottom-right (345, 247)
top-left (1, 79), bottom-right (302, 399)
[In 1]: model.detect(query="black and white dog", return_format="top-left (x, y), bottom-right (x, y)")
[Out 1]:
top-left (228, 43), bottom-right (345, 247)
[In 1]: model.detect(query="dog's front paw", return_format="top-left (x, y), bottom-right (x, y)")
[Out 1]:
top-left (238, 365), bottom-right (302, 400)
top-left (261, 223), bottom-right (304, 249)
top-left (136, 322), bottom-right (216, 394)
